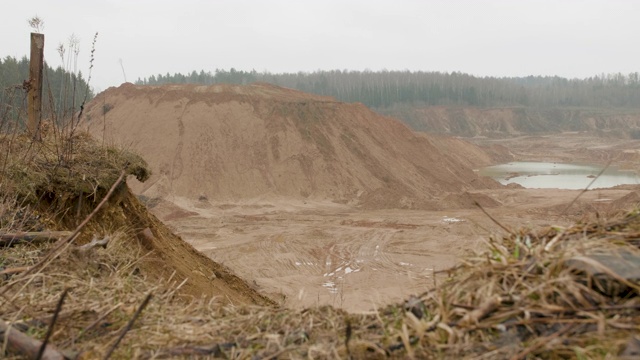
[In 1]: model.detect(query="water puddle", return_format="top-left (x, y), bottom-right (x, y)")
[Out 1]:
top-left (480, 162), bottom-right (639, 189)
top-left (322, 280), bottom-right (338, 293)
top-left (442, 216), bottom-right (464, 224)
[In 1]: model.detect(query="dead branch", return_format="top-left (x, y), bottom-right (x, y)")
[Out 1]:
top-left (0, 318), bottom-right (65, 360)
top-left (509, 323), bottom-right (576, 360)
top-left (0, 231), bottom-right (73, 247)
top-left (562, 160), bottom-right (611, 215)
top-left (36, 289), bottom-right (68, 360)
top-left (474, 200), bottom-right (514, 235)
top-left (60, 303), bottom-right (122, 348)
top-left (0, 266), bottom-right (30, 276)
top-left (455, 295), bottom-right (503, 327)
top-left (156, 343), bottom-right (234, 358)
top-left (103, 293), bottom-right (152, 360)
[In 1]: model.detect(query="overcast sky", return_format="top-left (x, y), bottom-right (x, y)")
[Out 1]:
top-left (3, 0), bottom-right (639, 92)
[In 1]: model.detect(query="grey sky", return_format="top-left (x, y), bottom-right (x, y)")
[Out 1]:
top-left (3, 0), bottom-right (639, 92)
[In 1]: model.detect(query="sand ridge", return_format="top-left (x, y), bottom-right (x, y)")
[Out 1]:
top-left (84, 83), bottom-right (499, 209)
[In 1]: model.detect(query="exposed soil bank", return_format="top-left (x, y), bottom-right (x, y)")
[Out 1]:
top-left (393, 106), bottom-right (640, 138)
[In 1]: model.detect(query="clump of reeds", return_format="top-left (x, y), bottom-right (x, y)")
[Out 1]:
top-left (398, 210), bottom-right (640, 359)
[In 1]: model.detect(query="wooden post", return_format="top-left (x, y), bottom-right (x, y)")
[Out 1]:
top-left (28, 32), bottom-right (44, 140)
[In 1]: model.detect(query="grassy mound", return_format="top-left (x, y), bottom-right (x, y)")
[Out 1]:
top-left (0, 132), bottom-right (148, 205)
top-left (409, 213), bottom-right (640, 359)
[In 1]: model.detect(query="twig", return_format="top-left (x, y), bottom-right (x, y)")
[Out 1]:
top-left (474, 200), bottom-right (514, 235)
top-left (454, 295), bottom-right (502, 327)
top-left (0, 266), bottom-right (30, 276)
top-left (562, 160), bottom-right (611, 215)
top-left (156, 342), bottom-right (236, 358)
top-left (0, 231), bottom-right (73, 247)
top-left (579, 303), bottom-right (640, 312)
top-left (345, 317), bottom-right (352, 359)
top-left (47, 169), bottom-right (125, 254)
top-left (0, 293), bottom-right (39, 321)
top-left (543, 232), bottom-right (563, 252)
top-left (103, 293), bottom-right (152, 360)
top-left (36, 288), bottom-right (69, 360)
top-left (60, 303), bottom-right (122, 348)
top-left (450, 303), bottom-right (476, 310)
top-left (76, 236), bottom-right (110, 253)
top-left (509, 323), bottom-right (576, 360)
top-left (0, 170), bottom-right (126, 297)
top-left (434, 264), bottom-right (463, 275)
top-left (263, 347), bottom-right (293, 360)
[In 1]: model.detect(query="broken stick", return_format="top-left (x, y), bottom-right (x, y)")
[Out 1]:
top-left (0, 231), bottom-right (73, 247)
top-left (77, 236), bottom-right (110, 253)
top-left (455, 295), bottom-right (503, 327)
top-left (0, 318), bottom-right (65, 360)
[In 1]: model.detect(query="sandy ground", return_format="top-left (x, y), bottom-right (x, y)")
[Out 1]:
top-left (84, 85), bottom-right (640, 312)
top-left (150, 133), bottom-right (640, 312)
top-left (154, 187), bottom-right (636, 312)
top-left (471, 132), bottom-right (640, 169)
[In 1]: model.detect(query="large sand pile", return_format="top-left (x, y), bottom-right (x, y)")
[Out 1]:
top-left (84, 83), bottom-right (498, 209)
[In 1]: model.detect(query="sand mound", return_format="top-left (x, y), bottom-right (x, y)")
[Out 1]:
top-left (85, 83), bottom-right (498, 209)
top-left (611, 191), bottom-right (640, 208)
top-left (592, 191), bottom-right (640, 218)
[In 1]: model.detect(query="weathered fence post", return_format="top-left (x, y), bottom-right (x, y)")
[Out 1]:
top-left (28, 32), bottom-right (44, 140)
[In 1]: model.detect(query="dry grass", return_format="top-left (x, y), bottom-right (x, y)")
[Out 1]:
top-left (1, 203), bottom-right (639, 359)
top-left (0, 132), bottom-right (148, 205)
top-left (409, 212), bottom-right (640, 359)
top-left (0, 232), bottom-right (354, 359)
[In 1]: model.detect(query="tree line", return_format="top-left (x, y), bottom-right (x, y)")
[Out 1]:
top-left (135, 69), bottom-right (640, 109)
top-left (0, 55), bottom-right (94, 123)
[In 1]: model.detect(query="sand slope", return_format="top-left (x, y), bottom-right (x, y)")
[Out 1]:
top-left (85, 83), bottom-right (498, 209)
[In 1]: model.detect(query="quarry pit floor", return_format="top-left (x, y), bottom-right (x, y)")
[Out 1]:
top-left (151, 133), bottom-right (640, 311)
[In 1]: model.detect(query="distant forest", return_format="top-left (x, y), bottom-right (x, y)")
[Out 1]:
top-left (0, 55), bottom-right (94, 116)
top-left (135, 69), bottom-right (640, 109)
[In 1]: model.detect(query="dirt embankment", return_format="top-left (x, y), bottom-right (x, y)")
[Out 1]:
top-left (0, 132), bottom-right (272, 308)
top-left (84, 83), bottom-right (499, 210)
top-left (471, 133), bottom-right (640, 172)
top-left (400, 106), bottom-right (640, 137)
top-left (114, 189), bottom-right (274, 305)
